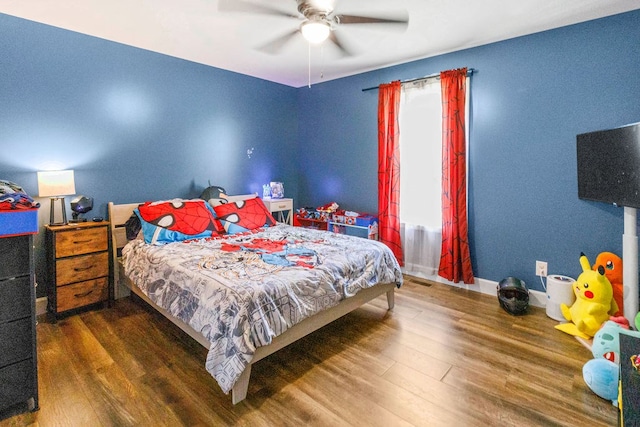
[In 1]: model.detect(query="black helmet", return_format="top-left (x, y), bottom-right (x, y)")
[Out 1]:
top-left (497, 277), bottom-right (529, 315)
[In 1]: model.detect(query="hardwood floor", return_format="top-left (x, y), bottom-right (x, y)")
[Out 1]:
top-left (2, 276), bottom-right (617, 426)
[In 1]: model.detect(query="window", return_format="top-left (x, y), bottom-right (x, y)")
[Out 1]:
top-left (393, 72), bottom-right (470, 279)
top-left (398, 78), bottom-right (443, 276)
top-left (399, 79), bottom-right (442, 230)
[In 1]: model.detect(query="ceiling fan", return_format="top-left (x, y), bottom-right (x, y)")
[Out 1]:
top-left (218, 0), bottom-right (409, 56)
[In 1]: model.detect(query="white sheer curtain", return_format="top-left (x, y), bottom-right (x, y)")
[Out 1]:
top-left (399, 79), bottom-right (442, 276)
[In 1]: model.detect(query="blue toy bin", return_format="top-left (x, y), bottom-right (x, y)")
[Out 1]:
top-left (0, 209), bottom-right (39, 237)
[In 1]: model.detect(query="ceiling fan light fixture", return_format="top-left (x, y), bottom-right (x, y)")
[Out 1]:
top-left (301, 20), bottom-right (331, 44)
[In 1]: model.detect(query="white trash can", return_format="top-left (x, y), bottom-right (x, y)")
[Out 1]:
top-left (546, 275), bottom-right (576, 321)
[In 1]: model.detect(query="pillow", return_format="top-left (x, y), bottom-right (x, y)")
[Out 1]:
top-left (212, 197), bottom-right (277, 234)
top-left (224, 193), bottom-right (259, 204)
top-left (135, 199), bottom-right (225, 244)
top-left (208, 192), bottom-right (258, 207)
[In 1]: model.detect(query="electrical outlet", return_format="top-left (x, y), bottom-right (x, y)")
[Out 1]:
top-left (536, 260), bottom-right (548, 277)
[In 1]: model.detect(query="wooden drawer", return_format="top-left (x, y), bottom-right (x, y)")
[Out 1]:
top-left (0, 276), bottom-right (31, 323)
top-left (57, 277), bottom-right (108, 312)
top-left (0, 318), bottom-right (32, 367)
top-left (55, 252), bottom-right (109, 286)
top-left (55, 226), bottom-right (108, 258)
top-left (0, 235), bottom-right (30, 280)
top-left (0, 359), bottom-right (35, 409)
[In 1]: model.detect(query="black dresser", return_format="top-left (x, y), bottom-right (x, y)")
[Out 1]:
top-left (620, 332), bottom-right (640, 426)
top-left (0, 234), bottom-right (38, 418)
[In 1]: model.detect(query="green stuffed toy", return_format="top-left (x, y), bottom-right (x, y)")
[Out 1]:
top-left (555, 252), bottom-right (618, 340)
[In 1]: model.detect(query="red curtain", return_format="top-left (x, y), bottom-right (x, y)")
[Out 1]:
top-left (377, 81), bottom-right (404, 265)
top-left (438, 68), bottom-right (474, 284)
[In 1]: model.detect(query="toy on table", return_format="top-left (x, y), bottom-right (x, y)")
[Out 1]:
top-left (593, 251), bottom-right (624, 317)
top-left (317, 201), bottom-right (339, 213)
top-left (554, 252), bottom-right (618, 339)
top-left (316, 202), bottom-right (339, 222)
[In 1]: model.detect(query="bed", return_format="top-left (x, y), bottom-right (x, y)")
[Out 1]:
top-left (108, 197), bottom-right (402, 404)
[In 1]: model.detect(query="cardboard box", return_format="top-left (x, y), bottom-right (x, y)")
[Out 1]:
top-left (0, 209), bottom-right (39, 237)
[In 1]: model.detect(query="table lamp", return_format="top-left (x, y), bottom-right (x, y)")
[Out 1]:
top-left (37, 170), bottom-right (76, 225)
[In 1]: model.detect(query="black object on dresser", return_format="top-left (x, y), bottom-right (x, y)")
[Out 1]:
top-left (45, 222), bottom-right (110, 321)
top-left (0, 234), bottom-right (39, 418)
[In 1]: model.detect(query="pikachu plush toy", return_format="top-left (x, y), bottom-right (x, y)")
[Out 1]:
top-left (555, 253), bottom-right (619, 340)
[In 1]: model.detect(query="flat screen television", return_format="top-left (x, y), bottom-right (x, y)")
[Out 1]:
top-left (577, 122), bottom-right (640, 208)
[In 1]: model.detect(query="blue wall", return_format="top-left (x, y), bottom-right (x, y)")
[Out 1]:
top-left (297, 9), bottom-right (640, 291)
top-left (0, 14), bottom-right (298, 296)
top-left (2, 10), bottom-right (640, 297)
top-left (0, 14), bottom-right (299, 211)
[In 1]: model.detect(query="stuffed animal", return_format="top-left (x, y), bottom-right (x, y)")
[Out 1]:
top-left (583, 320), bottom-right (640, 405)
top-left (583, 358), bottom-right (619, 405)
top-left (317, 201), bottom-right (339, 212)
top-left (593, 252), bottom-right (623, 317)
top-left (200, 183), bottom-right (228, 207)
top-left (591, 320), bottom-right (640, 362)
top-left (554, 253), bottom-right (618, 339)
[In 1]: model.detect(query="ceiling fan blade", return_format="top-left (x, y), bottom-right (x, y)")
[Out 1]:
top-left (334, 13), bottom-right (409, 29)
top-left (328, 32), bottom-right (352, 57)
top-left (218, 0), bottom-right (299, 19)
top-left (257, 29), bottom-right (300, 54)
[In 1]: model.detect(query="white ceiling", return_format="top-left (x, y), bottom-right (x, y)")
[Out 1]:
top-left (1, 0), bottom-right (638, 88)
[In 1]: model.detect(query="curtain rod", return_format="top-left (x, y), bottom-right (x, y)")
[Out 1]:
top-left (361, 68), bottom-right (475, 92)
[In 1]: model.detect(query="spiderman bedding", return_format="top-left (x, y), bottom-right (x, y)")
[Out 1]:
top-left (122, 223), bottom-right (402, 394)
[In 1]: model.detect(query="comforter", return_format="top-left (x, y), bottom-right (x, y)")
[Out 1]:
top-left (122, 223), bottom-right (402, 393)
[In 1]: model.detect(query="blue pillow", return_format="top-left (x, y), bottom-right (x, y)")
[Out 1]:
top-left (135, 199), bottom-right (224, 244)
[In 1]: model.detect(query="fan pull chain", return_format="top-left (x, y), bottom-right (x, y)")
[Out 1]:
top-left (320, 43), bottom-right (324, 80)
top-left (307, 42), bottom-right (311, 88)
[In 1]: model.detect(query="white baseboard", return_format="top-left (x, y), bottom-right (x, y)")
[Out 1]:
top-left (402, 270), bottom-right (547, 309)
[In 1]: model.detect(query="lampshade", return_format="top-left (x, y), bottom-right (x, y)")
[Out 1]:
top-left (37, 170), bottom-right (76, 197)
top-left (37, 170), bottom-right (76, 225)
top-left (301, 20), bottom-right (331, 44)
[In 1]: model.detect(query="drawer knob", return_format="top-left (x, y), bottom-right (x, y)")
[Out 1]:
top-left (73, 265), bottom-right (95, 272)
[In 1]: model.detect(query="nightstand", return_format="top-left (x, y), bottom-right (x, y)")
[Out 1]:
top-left (262, 198), bottom-right (293, 225)
top-left (45, 222), bottom-right (110, 321)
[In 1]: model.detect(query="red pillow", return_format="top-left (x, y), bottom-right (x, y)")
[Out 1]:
top-left (213, 197), bottom-right (277, 234)
top-left (136, 199), bottom-right (225, 244)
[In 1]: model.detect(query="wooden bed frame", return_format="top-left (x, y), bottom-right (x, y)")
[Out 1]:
top-left (107, 201), bottom-right (396, 404)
